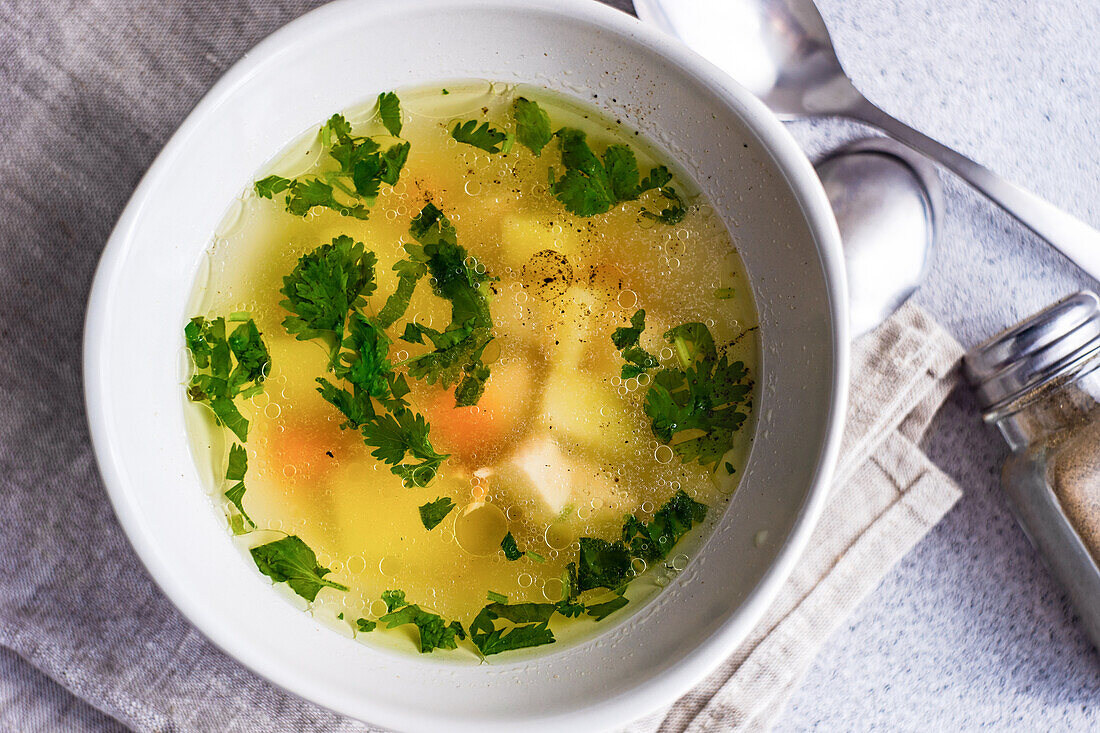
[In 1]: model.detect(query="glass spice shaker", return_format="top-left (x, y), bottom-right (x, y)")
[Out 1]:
top-left (965, 291), bottom-right (1100, 650)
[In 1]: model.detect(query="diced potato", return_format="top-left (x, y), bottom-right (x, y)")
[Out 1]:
top-left (540, 369), bottom-right (636, 462)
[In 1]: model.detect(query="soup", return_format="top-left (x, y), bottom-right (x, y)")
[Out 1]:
top-left (182, 81), bottom-right (759, 659)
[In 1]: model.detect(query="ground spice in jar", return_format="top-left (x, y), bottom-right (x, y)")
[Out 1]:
top-left (1050, 414), bottom-right (1100, 561)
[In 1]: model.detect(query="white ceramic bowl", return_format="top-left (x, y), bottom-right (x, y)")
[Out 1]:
top-left (84, 0), bottom-right (848, 730)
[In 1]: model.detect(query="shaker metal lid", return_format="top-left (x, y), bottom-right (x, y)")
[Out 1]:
top-left (964, 291), bottom-right (1100, 411)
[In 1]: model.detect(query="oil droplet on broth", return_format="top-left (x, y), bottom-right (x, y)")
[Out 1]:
top-left (454, 502), bottom-right (508, 556)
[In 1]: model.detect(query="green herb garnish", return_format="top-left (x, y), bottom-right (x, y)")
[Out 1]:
top-left (279, 235), bottom-right (377, 364)
top-left (184, 315), bottom-right (270, 442)
top-left (451, 119), bottom-right (512, 154)
top-left (400, 204), bottom-right (495, 406)
top-left (613, 315), bottom-right (752, 471)
top-left (548, 128), bottom-right (683, 222)
top-left (377, 91), bottom-right (403, 137)
top-left (376, 590), bottom-right (467, 653)
top-left (645, 324), bottom-right (752, 471)
top-left (223, 443), bottom-right (254, 533)
top-left (419, 497), bottom-right (457, 530)
top-left (513, 97), bottom-right (552, 156)
top-left (576, 537), bottom-right (632, 592)
top-left (501, 532), bottom-right (522, 561)
top-left (355, 618), bottom-right (377, 632)
top-left (621, 490), bottom-right (707, 562)
top-left (254, 108), bottom-right (408, 220)
top-left (469, 602), bottom-right (556, 656)
top-left (584, 593), bottom-right (629, 622)
top-left (487, 590), bottom-right (508, 603)
top-left (611, 308), bottom-right (659, 379)
top-left (249, 535), bottom-right (348, 602)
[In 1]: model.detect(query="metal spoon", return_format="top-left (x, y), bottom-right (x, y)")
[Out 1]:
top-left (815, 137), bottom-right (940, 336)
top-left (634, 0), bottom-right (1100, 283)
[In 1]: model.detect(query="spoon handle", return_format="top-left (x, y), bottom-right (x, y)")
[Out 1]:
top-left (851, 100), bottom-right (1100, 282)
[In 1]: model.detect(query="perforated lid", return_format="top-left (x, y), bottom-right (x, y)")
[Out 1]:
top-left (964, 291), bottom-right (1100, 411)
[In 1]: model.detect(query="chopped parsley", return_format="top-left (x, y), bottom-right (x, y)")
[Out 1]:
top-left (613, 315), bottom-right (752, 471)
top-left (469, 602), bottom-right (556, 656)
top-left (547, 127), bottom-right (686, 222)
top-left (611, 308), bottom-right (659, 379)
top-left (400, 204), bottom-right (496, 407)
top-left (501, 532), bottom-right (522, 560)
top-left (249, 535), bottom-right (348, 602)
top-left (279, 238), bottom-right (449, 484)
top-left (715, 287), bottom-right (735, 299)
top-left (280, 235), bottom-right (377, 364)
top-left (418, 497), bottom-right (456, 530)
top-left (184, 315), bottom-right (270, 442)
top-left (375, 590), bottom-right (467, 653)
top-left (487, 590), bottom-right (508, 603)
top-left (223, 443), bottom-right (254, 533)
top-left (583, 593), bottom-right (629, 622)
top-left (451, 119), bottom-right (512, 154)
top-left (254, 107), bottom-right (409, 219)
top-left (355, 618), bottom-right (377, 633)
top-left (377, 91), bottom-right (403, 137)
top-left (513, 97), bottom-right (552, 156)
top-left (577, 537), bottom-right (631, 592)
top-left (622, 490), bottom-right (707, 562)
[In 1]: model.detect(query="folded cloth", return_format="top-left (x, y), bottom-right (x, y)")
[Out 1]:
top-left (622, 302), bottom-right (964, 733)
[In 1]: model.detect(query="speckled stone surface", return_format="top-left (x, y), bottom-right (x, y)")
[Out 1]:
top-left (766, 0), bottom-right (1100, 729)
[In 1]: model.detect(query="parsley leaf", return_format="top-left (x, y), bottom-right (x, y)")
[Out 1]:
top-left (487, 590), bottom-right (508, 603)
top-left (543, 126), bottom-right (686, 223)
top-left (184, 316), bottom-right (270, 442)
top-left (285, 178), bottom-right (370, 220)
top-left (376, 256), bottom-right (427, 329)
top-left (382, 589), bottom-right (407, 611)
top-left (377, 91), bottom-right (403, 137)
top-left (361, 407), bottom-right (449, 485)
top-left (223, 443), bottom-right (254, 532)
top-left (501, 532), bottom-right (522, 561)
top-left (419, 497), bottom-right (456, 530)
top-left (255, 111), bottom-right (407, 220)
top-left (451, 119), bottom-right (511, 154)
top-left (469, 602), bottom-right (556, 657)
top-left (255, 175), bottom-right (291, 199)
top-left (642, 323), bottom-right (752, 471)
top-left (584, 593), bottom-right (629, 622)
top-left (641, 186), bottom-right (687, 225)
top-left (577, 537), bottom-right (632, 592)
top-left (249, 535), bottom-right (348, 602)
top-left (612, 309), bottom-right (659, 379)
top-left (279, 236), bottom-right (377, 363)
top-left (715, 288), bottom-right (735, 300)
top-left (621, 489), bottom-right (707, 562)
top-left (376, 590), bottom-right (467, 653)
top-left (513, 97), bottom-right (552, 155)
top-left (402, 204), bottom-right (496, 404)
top-left (356, 618), bottom-right (377, 632)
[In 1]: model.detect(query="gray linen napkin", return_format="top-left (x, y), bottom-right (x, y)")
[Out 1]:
top-left (0, 1), bottom-right (962, 730)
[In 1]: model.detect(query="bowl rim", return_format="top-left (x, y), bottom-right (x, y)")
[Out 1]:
top-left (83, 0), bottom-right (849, 729)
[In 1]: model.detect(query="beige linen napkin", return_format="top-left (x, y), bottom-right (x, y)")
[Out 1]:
top-left (623, 302), bottom-right (965, 733)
